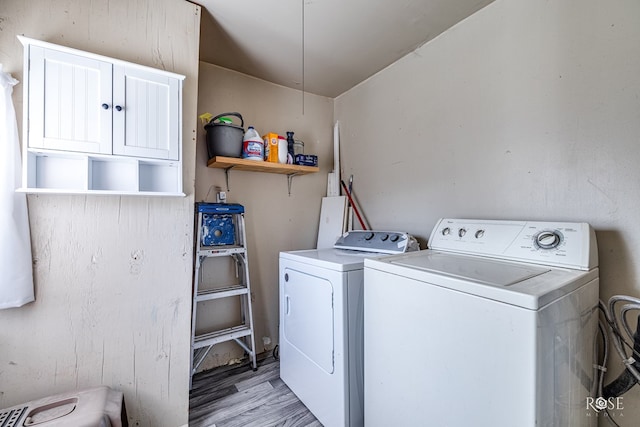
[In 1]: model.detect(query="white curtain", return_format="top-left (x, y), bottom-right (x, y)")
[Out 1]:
top-left (0, 64), bottom-right (34, 309)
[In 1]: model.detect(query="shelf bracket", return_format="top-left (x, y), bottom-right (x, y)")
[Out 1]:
top-left (286, 173), bottom-right (299, 196)
top-left (223, 166), bottom-right (235, 192)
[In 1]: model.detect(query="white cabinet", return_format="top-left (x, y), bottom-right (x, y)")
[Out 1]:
top-left (18, 36), bottom-right (185, 196)
top-left (28, 46), bottom-right (113, 154)
top-left (113, 65), bottom-right (180, 160)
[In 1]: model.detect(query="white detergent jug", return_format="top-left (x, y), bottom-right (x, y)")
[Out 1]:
top-left (242, 126), bottom-right (264, 161)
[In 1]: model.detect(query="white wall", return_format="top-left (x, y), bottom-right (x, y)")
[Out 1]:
top-left (195, 62), bottom-right (334, 369)
top-left (0, 1), bottom-right (200, 425)
top-left (335, 0), bottom-right (640, 423)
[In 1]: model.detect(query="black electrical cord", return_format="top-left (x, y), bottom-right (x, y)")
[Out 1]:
top-left (604, 410), bottom-right (622, 427)
top-left (603, 314), bottom-right (640, 398)
top-left (598, 303), bottom-right (640, 372)
top-left (594, 298), bottom-right (640, 427)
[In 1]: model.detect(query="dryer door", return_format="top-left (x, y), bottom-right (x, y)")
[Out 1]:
top-left (282, 267), bottom-right (335, 374)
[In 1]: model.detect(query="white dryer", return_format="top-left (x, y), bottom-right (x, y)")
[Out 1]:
top-left (364, 219), bottom-right (599, 427)
top-left (279, 231), bottom-right (418, 427)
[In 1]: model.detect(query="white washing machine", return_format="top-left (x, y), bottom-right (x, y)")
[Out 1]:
top-left (364, 219), bottom-right (599, 427)
top-left (279, 231), bottom-right (418, 427)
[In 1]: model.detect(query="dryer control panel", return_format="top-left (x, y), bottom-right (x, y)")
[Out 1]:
top-left (334, 231), bottom-right (419, 254)
top-left (428, 218), bottom-right (598, 271)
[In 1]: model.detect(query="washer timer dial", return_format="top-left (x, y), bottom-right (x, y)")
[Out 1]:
top-left (534, 230), bottom-right (563, 250)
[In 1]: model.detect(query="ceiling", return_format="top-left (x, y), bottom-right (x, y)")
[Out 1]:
top-left (196, 0), bottom-right (495, 98)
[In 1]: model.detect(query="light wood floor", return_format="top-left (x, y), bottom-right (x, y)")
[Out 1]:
top-left (189, 353), bottom-right (321, 427)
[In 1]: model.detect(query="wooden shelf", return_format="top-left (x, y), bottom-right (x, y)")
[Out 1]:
top-left (207, 156), bottom-right (319, 175)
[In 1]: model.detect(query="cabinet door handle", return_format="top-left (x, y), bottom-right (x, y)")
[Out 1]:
top-left (102, 103), bottom-right (109, 110)
top-left (115, 105), bottom-right (123, 111)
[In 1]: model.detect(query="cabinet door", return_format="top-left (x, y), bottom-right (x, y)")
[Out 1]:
top-left (112, 65), bottom-right (180, 160)
top-left (28, 46), bottom-right (112, 154)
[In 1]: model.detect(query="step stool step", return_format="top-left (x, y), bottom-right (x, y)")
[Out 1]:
top-left (194, 325), bottom-right (252, 349)
top-left (196, 285), bottom-right (249, 302)
top-left (197, 245), bottom-right (246, 257)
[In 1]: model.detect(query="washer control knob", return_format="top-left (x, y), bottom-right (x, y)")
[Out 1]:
top-left (381, 234), bottom-right (389, 241)
top-left (536, 231), bottom-right (562, 249)
top-left (458, 228), bottom-right (467, 238)
top-left (365, 232), bottom-right (375, 241)
top-left (442, 227), bottom-right (451, 236)
top-left (475, 229), bottom-right (485, 239)
top-left (390, 235), bottom-right (400, 242)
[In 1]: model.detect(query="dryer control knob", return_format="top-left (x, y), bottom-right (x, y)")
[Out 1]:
top-left (442, 227), bottom-right (451, 236)
top-left (365, 232), bottom-right (375, 240)
top-left (475, 230), bottom-right (485, 239)
top-left (458, 228), bottom-right (467, 237)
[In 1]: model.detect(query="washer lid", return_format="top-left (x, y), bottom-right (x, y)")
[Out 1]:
top-left (392, 252), bottom-right (549, 286)
top-left (366, 250), bottom-right (598, 309)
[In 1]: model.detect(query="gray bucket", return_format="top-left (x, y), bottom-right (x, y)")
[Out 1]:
top-left (204, 112), bottom-right (244, 159)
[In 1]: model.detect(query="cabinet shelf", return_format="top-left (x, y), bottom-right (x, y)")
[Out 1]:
top-left (207, 156), bottom-right (319, 175)
top-left (20, 148), bottom-right (184, 196)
